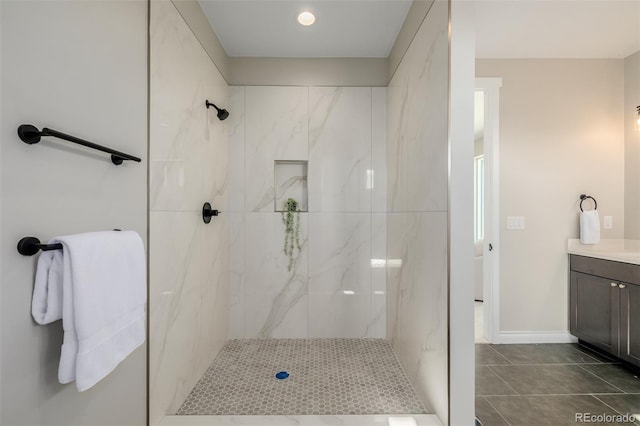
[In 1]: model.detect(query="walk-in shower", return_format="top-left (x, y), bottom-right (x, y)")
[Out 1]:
top-left (149, 0), bottom-right (450, 424)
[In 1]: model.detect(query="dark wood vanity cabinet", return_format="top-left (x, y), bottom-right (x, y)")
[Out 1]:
top-left (569, 271), bottom-right (618, 354)
top-left (620, 282), bottom-right (640, 366)
top-left (569, 255), bottom-right (640, 368)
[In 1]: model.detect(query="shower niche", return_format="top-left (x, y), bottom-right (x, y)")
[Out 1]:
top-left (274, 160), bottom-right (308, 212)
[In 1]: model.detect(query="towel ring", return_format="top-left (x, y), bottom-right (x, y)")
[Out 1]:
top-left (579, 194), bottom-right (597, 212)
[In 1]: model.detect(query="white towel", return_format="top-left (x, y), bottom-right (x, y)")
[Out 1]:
top-left (580, 210), bottom-right (601, 244)
top-left (32, 249), bottom-right (64, 324)
top-left (31, 230), bottom-right (146, 391)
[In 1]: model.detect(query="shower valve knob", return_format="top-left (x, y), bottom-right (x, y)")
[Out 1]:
top-left (202, 202), bottom-right (220, 224)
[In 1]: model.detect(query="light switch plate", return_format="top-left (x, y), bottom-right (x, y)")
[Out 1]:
top-left (604, 216), bottom-right (613, 229)
top-left (507, 216), bottom-right (525, 230)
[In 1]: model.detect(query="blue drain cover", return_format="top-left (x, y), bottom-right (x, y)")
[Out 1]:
top-left (275, 371), bottom-right (290, 380)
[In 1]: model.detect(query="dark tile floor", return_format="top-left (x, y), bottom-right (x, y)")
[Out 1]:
top-left (476, 343), bottom-right (640, 426)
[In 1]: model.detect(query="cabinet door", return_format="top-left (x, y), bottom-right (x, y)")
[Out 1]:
top-left (619, 282), bottom-right (640, 367)
top-left (570, 271), bottom-right (619, 355)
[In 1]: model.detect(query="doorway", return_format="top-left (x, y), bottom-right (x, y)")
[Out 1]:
top-left (474, 78), bottom-right (501, 344)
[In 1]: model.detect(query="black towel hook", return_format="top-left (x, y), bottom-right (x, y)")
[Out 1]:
top-left (579, 194), bottom-right (597, 212)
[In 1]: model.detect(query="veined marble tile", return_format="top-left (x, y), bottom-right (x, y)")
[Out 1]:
top-left (149, 210), bottom-right (205, 425)
top-left (400, 6), bottom-right (450, 416)
top-left (202, 50), bottom-right (229, 210)
top-left (385, 4), bottom-right (450, 416)
top-left (245, 86), bottom-right (308, 212)
top-left (404, 1), bottom-right (449, 213)
top-left (150, 2), bottom-right (230, 424)
top-left (371, 292), bottom-right (386, 339)
top-left (158, 415), bottom-right (443, 426)
top-left (244, 292), bottom-right (308, 338)
top-left (387, 58), bottom-right (410, 213)
top-left (308, 87), bottom-right (372, 212)
top-left (244, 213), bottom-right (309, 338)
top-left (386, 213), bottom-right (407, 342)
top-left (391, 212), bottom-right (448, 416)
top-left (150, 0), bottom-right (203, 212)
top-left (371, 212), bottom-right (387, 338)
top-left (308, 294), bottom-right (371, 338)
top-left (228, 212), bottom-right (245, 338)
top-left (308, 212), bottom-right (375, 337)
top-left (227, 87), bottom-right (245, 213)
top-left (308, 212), bottom-right (372, 295)
top-left (372, 212), bottom-right (387, 291)
top-left (372, 88), bottom-right (387, 213)
top-left (200, 213), bottom-right (229, 372)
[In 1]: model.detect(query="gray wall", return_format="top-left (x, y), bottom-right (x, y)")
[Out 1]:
top-left (625, 51), bottom-right (640, 240)
top-left (0, 1), bottom-right (148, 425)
top-left (476, 59), bottom-right (625, 336)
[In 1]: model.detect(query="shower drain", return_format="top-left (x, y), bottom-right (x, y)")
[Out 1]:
top-left (275, 371), bottom-right (290, 380)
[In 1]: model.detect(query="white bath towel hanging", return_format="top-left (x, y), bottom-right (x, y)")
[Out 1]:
top-left (32, 230), bottom-right (146, 391)
top-left (580, 210), bottom-right (601, 245)
top-left (32, 249), bottom-right (64, 325)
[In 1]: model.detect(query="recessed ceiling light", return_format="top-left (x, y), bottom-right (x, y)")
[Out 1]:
top-left (297, 11), bottom-right (315, 26)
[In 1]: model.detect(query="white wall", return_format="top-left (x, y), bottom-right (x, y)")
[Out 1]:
top-left (625, 51), bottom-right (640, 240)
top-left (0, 1), bottom-right (147, 425)
top-left (449, 0), bottom-right (476, 423)
top-left (149, 1), bottom-right (229, 424)
top-left (228, 86), bottom-right (387, 339)
top-left (476, 59), bottom-right (625, 336)
top-left (386, 0), bottom-right (449, 420)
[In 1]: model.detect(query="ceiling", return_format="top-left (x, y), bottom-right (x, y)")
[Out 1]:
top-left (475, 0), bottom-right (640, 59)
top-left (198, 0), bottom-right (639, 59)
top-left (198, 0), bottom-right (413, 58)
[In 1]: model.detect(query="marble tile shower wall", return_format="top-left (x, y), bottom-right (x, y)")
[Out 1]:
top-left (228, 86), bottom-right (387, 339)
top-left (149, 1), bottom-right (229, 424)
top-left (386, 0), bottom-right (449, 420)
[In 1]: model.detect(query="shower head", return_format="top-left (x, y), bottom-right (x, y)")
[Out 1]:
top-left (205, 100), bottom-right (230, 121)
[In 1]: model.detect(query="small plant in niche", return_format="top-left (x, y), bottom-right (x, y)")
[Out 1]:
top-left (281, 197), bottom-right (301, 271)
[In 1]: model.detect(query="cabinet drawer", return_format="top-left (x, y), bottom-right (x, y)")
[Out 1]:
top-left (570, 255), bottom-right (640, 285)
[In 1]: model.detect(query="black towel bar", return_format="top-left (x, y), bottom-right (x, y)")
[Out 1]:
top-left (17, 230), bottom-right (122, 256)
top-left (579, 194), bottom-right (597, 212)
top-left (17, 124), bottom-right (141, 165)
top-left (17, 237), bottom-right (62, 256)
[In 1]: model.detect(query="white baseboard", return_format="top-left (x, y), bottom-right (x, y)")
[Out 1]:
top-left (496, 331), bottom-right (578, 344)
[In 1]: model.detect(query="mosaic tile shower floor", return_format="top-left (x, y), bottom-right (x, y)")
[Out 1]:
top-left (176, 338), bottom-right (427, 416)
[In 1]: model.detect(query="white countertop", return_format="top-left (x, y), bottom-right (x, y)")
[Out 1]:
top-left (568, 239), bottom-right (640, 265)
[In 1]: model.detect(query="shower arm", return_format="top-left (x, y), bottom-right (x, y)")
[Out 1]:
top-left (205, 100), bottom-right (221, 112)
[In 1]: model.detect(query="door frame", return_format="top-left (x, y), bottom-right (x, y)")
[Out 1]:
top-left (475, 77), bottom-right (501, 343)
